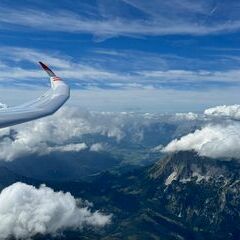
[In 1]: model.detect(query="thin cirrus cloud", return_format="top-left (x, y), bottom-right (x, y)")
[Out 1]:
top-left (0, 47), bottom-right (129, 87)
top-left (0, 0), bottom-right (240, 37)
top-left (0, 182), bottom-right (111, 239)
top-left (0, 47), bottom-right (240, 91)
top-left (0, 46), bottom-right (240, 112)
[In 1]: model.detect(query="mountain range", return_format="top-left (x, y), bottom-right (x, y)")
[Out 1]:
top-left (1, 151), bottom-right (239, 239)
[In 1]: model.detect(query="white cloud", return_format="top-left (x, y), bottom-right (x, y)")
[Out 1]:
top-left (0, 105), bottom-right (206, 161)
top-left (138, 69), bottom-right (240, 83)
top-left (204, 104), bottom-right (240, 120)
top-left (1, 103), bottom-right (240, 162)
top-left (0, 47), bottom-right (72, 69)
top-left (0, 182), bottom-right (111, 239)
top-left (90, 143), bottom-right (104, 152)
top-left (163, 123), bottom-right (240, 159)
top-left (0, 1), bottom-right (240, 37)
top-left (161, 104), bottom-right (240, 160)
top-left (0, 47), bottom-right (126, 84)
top-left (0, 46), bottom-right (240, 95)
top-left (174, 112), bottom-right (199, 121)
top-left (48, 143), bottom-right (88, 153)
top-left (0, 102), bottom-right (7, 109)
top-left (151, 144), bottom-right (164, 152)
top-left (0, 107), bottom-right (143, 161)
top-left (0, 107), bottom-right (94, 161)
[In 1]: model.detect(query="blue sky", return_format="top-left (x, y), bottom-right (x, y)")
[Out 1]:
top-left (0, 0), bottom-right (240, 112)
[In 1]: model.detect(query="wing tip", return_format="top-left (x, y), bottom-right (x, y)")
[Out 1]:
top-left (39, 61), bottom-right (48, 69)
top-left (39, 61), bottom-right (56, 77)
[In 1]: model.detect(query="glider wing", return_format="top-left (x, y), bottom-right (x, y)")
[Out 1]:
top-left (0, 62), bottom-right (70, 128)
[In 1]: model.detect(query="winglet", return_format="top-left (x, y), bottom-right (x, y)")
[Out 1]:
top-left (39, 62), bottom-right (56, 77)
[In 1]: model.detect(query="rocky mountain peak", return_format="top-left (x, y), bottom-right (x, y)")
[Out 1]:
top-left (148, 151), bottom-right (240, 185)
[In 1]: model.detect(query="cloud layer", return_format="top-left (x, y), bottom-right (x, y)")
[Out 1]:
top-left (0, 107), bottom-right (132, 161)
top-left (0, 104), bottom-right (240, 161)
top-left (0, 182), bottom-right (111, 239)
top-left (1, 1), bottom-right (240, 37)
top-left (0, 47), bottom-right (240, 89)
top-left (0, 46), bottom-right (240, 113)
top-left (0, 106), bottom-right (208, 161)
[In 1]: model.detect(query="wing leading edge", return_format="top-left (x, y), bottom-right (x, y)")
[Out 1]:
top-left (0, 62), bottom-right (70, 128)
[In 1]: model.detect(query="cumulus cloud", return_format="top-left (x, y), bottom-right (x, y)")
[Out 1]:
top-left (0, 103), bottom-right (236, 162)
top-left (0, 102), bottom-right (238, 161)
top-left (48, 143), bottom-right (88, 153)
top-left (173, 112), bottom-right (200, 121)
top-left (0, 182), bottom-right (111, 240)
top-left (0, 107), bottom-right (93, 161)
top-left (6, 102), bottom-right (240, 162)
top-left (162, 104), bottom-right (240, 159)
top-left (0, 107), bottom-right (132, 161)
top-left (90, 143), bottom-right (104, 152)
top-left (0, 105), bottom-right (208, 161)
top-left (163, 123), bottom-right (240, 159)
top-left (204, 104), bottom-right (240, 120)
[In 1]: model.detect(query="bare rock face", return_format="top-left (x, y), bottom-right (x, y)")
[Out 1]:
top-left (146, 151), bottom-right (240, 239)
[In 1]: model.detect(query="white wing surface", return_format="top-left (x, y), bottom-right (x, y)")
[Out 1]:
top-left (0, 62), bottom-right (70, 128)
